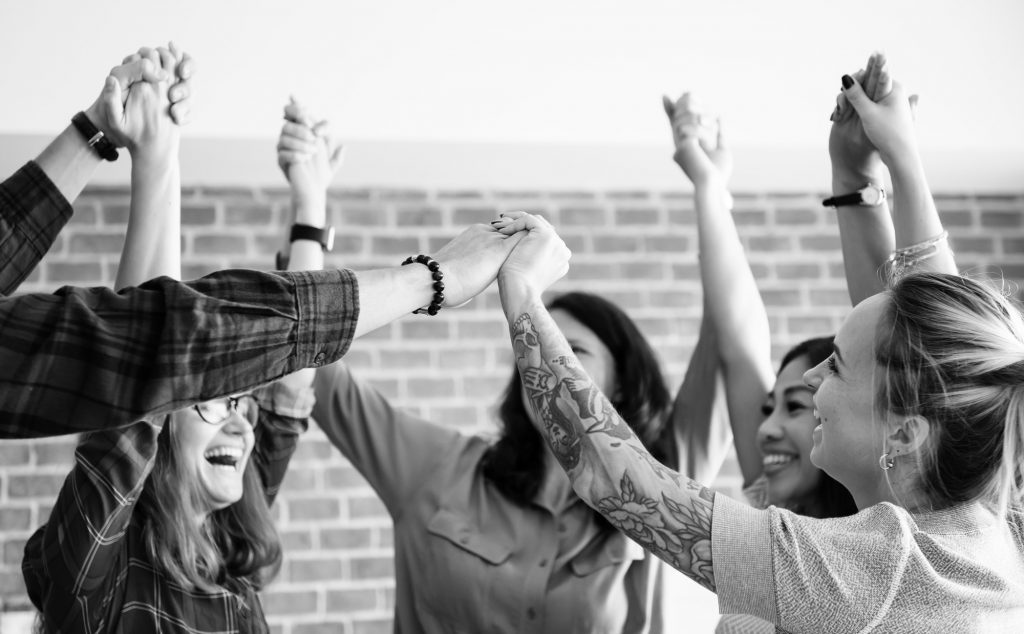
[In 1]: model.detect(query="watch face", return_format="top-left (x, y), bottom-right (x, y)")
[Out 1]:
top-left (324, 226), bottom-right (335, 252)
top-left (860, 185), bottom-right (884, 206)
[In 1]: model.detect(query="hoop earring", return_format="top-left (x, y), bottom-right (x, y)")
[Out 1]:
top-left (878, 452), bottom-right (895, 471)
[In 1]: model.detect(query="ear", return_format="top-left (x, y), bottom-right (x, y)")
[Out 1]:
top-left (885, 415), bottom-right (932, 459)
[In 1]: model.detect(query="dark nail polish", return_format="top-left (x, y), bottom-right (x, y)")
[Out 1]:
top-left (841, 75), bottom-right (854, 90)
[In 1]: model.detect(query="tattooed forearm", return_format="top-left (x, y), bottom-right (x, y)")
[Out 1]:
top-left (509, 310), bottom-right (719, 592)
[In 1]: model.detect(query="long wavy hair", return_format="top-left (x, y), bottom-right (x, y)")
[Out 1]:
top-left (777, 337), bottom-right (858, 518)
top-left (481, 292), bottom-right (675, 511)
top-left (876, 272), bottom-right (1024, 513)
top-left (135, 416), bottom-right (283, 594)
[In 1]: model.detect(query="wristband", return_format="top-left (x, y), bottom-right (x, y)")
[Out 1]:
top-left (71, 112), bottom-right (119, 162)
top-left (822, 183), bottom-right (886, 208)
top-left (401, 254), bottom-right (445, 316)
top-left (290, 223), bottom-right (335, 251)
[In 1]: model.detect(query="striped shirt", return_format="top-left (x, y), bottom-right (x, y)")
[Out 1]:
top-left (21, 380), bottom-right (314, 634)
top-left (0, 162), bottom-right (359, 438)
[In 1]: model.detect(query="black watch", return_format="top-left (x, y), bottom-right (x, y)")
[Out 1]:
top-left (822, 183), bottom-right (886, 208)
top-left (71, 111), bottom-right (119, 162)
top-left (290, 224), bottom-right (335, 252)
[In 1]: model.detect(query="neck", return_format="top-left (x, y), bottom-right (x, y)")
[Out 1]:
top-left (851, 468), bottom-right (931, 512)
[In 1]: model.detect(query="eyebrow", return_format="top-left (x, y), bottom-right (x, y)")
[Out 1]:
top-left (782, 386), bottom-right (812, 400)
top-left (832, 342), bottom-right (845, 366)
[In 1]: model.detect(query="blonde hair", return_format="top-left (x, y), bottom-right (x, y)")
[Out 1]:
top-left (876, 273), bottom-right (1024, 514)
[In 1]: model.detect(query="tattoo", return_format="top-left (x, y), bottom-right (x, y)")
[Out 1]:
top-left (510, 311), bottom-right (717, 592)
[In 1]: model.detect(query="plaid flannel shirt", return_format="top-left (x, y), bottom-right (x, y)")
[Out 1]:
top-left (22, 380), bottom-right (314, 634)
top-left (0, 162), bottom-right (358, 438)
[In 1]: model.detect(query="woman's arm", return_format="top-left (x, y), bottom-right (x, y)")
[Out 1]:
top-left (113, 46), bottom-right (182, 290)
top-left (495, 213), bottom-right (718, 592)
top-left (663, 97), bottom-right (773, 486)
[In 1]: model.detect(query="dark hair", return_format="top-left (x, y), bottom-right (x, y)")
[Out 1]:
top-left (878, 272), bottom-right (1024, 512)
top-left (778, 336), bottom-right (858, 518)
top-left (135, 417), bottom-right (282, 594)
top-left (481, 292), bottom-right (675, 509)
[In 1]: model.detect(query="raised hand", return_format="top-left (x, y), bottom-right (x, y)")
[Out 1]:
top-left (829, 53), bottom-right (889, 183)
top-left (664, 93), bottom-right (730, 188)
top-left (429, 223), bottom-right (525, 306)
top-left (493, 211), bottom-right (571, 297)
top-left (277, 97), bottom-right (344, 217)
top-left (841, 66), bottom-right (921, 169)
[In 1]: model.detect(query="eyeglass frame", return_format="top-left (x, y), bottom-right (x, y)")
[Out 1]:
top-left (192, 393), bottom-right (261, 427)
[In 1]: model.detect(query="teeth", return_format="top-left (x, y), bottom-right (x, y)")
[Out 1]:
top-left (762, 454), bottom-right (796, 466)
top-left (204, 447), bottom-right (243, 460)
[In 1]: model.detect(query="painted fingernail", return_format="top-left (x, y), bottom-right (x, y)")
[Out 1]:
top-left (841, 75), bottom-right (854, 90)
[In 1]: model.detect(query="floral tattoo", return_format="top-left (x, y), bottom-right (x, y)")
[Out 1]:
top-left (510, 311), bottom-right (717, 592)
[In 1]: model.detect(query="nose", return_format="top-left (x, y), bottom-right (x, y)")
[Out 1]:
top-left (803, 360), bottom-right (824, 391)
top-left (757, 408), bottom-right (784, 444)
top-left (221, 410), bottom-right (253, 434)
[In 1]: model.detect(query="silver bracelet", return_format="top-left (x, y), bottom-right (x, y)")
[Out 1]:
top-left (885, 231), bottom-right (950, 279)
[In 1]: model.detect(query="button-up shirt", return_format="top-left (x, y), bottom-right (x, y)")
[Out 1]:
top-left (21, 380), bottom-right (316, 634)
top-left (0, 161), bottom-right (358, 438)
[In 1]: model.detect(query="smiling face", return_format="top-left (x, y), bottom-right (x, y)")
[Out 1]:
top-left (804, 293), bottom-right (891, 508)
top-left (756, 356), bottom-right (824, 511)
top-left (170, 399), bottom-right (257, 513)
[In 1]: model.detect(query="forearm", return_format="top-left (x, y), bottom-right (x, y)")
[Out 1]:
top-left (116, 151), bottom-right (181, 289)
top-left (34, 125), bottom-right (104, 204)
top-left (0, 268), bottom-right (357, 438)
top-left (885, 154), bottom-right (957, 274)
top-left (500, 279), bottom-right (717, 591)
top-left (351, 265), bottom-right (437, 339)
top-left (832, 168), bottom-right (895, 304)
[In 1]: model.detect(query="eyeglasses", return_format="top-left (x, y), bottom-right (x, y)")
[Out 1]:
top-left (193, 394), bottom-right (260, 427)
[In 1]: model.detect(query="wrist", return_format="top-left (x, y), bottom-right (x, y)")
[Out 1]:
top-left (128, 139), bottom-right (181, 168)
top-left (497, 272), bottom-right (543, 315)
top-left (292, 197), bottom-right (328, 226)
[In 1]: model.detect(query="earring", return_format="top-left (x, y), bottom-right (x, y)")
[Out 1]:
top-left (878, 452), bottom-right (895, 471)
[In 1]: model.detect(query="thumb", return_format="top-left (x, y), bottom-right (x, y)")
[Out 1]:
top-left (102, 75), bottom-right (123, 122)
top-left (841, 74), bottom-right (874, 117)
top-left (662, 95), bottom-right (675, 120)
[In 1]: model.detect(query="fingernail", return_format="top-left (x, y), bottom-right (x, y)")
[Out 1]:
top-left (490, 220), bottom-right (501, 225)
top-left (841, 75), bottom-right (854, 90)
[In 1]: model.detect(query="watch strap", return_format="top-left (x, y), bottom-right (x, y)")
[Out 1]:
top-left (822, 184), bottom-right (886, 208)
top-left (71, 112), bottom-right (119, 162)
top-left (289, 224), bottom-right (334, 251)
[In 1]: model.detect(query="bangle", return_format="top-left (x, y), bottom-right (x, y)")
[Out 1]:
top-left (71, 111), bottom-right (118, 162)
top-left (401, 254), bottom-right (445, 316)
top-left (885, 231), bottom-right (950, 279)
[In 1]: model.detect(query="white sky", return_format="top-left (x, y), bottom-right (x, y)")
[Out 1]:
top-left (1, 0), bottom-right (1022, 152)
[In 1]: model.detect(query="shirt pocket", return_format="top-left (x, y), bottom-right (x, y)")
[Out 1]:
top-left (569, 533), bottom-right (646, 577)
top-left (415, 507), bottom-right (517, 632)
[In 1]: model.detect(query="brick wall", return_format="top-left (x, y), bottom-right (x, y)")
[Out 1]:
top-left (2, 185), bottom-right (1022, 633)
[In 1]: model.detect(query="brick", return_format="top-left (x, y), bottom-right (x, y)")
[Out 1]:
top-left (350, 556), bottom-right (393, 580)
top-left (261, 589), bottom-right (319, 614)
top-left (365, 378), bottom-right (400, 399)
top-left (559, 207), bottom-right (607, 225)
top-left (593, 236), bottom-right (641, 253)
top-left (330, 188), bottom-right (373, 201)
top-left (732, 209), bottom-right (767, 226)
top-left (566, 262), bottom-right (617, 280)
top-left (606, 190), bottom-right (650, 201)
top-left (321, 527), bottom-right (374, 550)
top-left (349, 495), bottom-right (388, 520)
top-left (324, 466), bottom-right (369, 489)
top-left (380, 349), bottom-right (432, 369)
top-left (980, 211), bottom-right (1022, 228)
top-left (67, 205), bottom-right (98, 226)
top-left (647, 290), bottom-right (700, 308)
top-left (293, 438), bottom-right (335, 461)
top-left (399, 320), bottom-right (451, 340)
top-left (619, 261), bottom-right (667, 280)
top-left (775, 208), bottom-right (817, 225)
top-left (613, 207), bottom-right (660, 225)
top-left (371, 236), bottom-right (422, 255)
top-left (809, 289), bottom-right (852, 307)
top-left (759, 289), bottom-right (802, 307)
top-left (288, 557), bottom-right (343, 582)
top-left (279, 528), bottom-right (314, 551)
top-left (438, 190), bottom-right (485, 200)
top-left (0, 569), bottom-right (26, 594)
top-left (950, 236), bottom-right (996, 254)
top-left (666, 208), bottom-right (696, 225)
top-left (643, 235), bottom-right (689, 252)
top-left (437, 348), bottom-right (487, 369)
top-left (193, 235), bottom-right (247, 255)
top-left (0, 506), bottom-right (30, 531)
top-left (7, 474), bottom-right (65, 498)
top-left (427, 406), bottom-right (482, 428)
top-left (1002, 237), bottom-right (1024, 254)
top-left (395, 206), bottom-right (443, 226)
top-left (0, 444), bottom-right (30, 466)
top-left (2, 537), bottom-right (27, 565)
top-left (353, 619), bottom-right (393, 634)
top-left (463, 376), bottom-right (507, 397)
top-left (671, 263), bottom-right (699, 280)
top-left (101, 204), bottom-right (131, 225)
top-left (68, 232), bottom-right (124, 254)
top-left (46, 262), bottom-right (103, 283)
top-left (225, 203), bottom-right (273, 225)
top-left (938, 210), bottom-right (974, 227)
top-left (451, 207), bottom-right (498, 225)
top-left (798, 235), bottom-right (841, 251)
top-left (407, 377), bottom-right (456, 399)
top-left (182, 202), bottom-right (218, 225)
top-left (379, 189), bottom-right (429, 201)
top-left (787, 316), bottom-right (836, 334)
top-left (33, 439), bottom-right (77, 466)
top-left (747, 236), bottom-right (792, 252)
top-left (340, 206), bottom-right (388, 226)
top-left (280, 467), bottom-right (317, 493)
top-left (456, 320), bottom-right (506, 339)
top-left (288, 497), bottom-right (341, 521)
top-left (325, 588), bottom-right (378, 612)
top-left (775, 263), bottom-right (822, 280)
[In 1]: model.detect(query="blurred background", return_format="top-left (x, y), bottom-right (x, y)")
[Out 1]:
top-left (1, 1), bottom-right (1022, 632)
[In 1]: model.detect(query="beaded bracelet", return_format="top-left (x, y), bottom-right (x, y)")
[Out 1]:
top-left (401, 254), bottom-right (445, 315)
top-left (885, 231), bottom-right (950, 279)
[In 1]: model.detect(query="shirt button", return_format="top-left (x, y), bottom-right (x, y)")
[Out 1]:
top-left (527, 608), bottom-right (537, 620)
top-left (459, 536), bottom-right (469, 545)
top-left (557, 523), bottom-right (567, 533)
top-left (539, 559), bottom-right (548, 567)
top-left (313, 352), bottom-right (327, 366)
